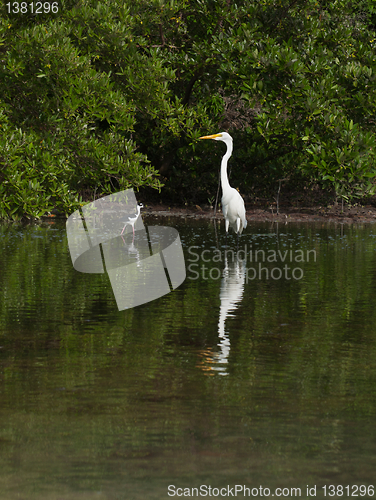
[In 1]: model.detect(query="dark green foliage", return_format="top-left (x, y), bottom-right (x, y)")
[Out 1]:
top-left (1, 2), bottom-right (163, 219)
top-left (1, 0), bottom-right (376, 218)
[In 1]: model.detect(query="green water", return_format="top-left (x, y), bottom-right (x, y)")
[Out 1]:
top-left (1, 216), bottom-right (376, 499)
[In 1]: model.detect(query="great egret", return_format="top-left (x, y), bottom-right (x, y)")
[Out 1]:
top-left (121, 203), bottom-right (143, 236)
top-left (199, 132), bottom-right (247, 235)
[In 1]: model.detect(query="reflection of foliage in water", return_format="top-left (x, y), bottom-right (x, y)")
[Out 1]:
top-left (0, 218), bottom-right (376, 496)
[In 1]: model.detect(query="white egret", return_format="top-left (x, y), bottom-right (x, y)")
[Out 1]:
top-left (121, 202), bottom-right (143, 236)
top-left (199, 132), bottom-right (247, 235)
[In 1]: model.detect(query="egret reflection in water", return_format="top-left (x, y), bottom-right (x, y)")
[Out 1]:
top-left (199, 255), bottom-right (246, 375)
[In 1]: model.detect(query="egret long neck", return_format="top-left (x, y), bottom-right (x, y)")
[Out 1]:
top-left (221, 140), bottom-right (233, 192)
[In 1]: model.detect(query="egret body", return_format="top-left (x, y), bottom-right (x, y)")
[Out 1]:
top-left (199, 132), bottom-right (247, 235)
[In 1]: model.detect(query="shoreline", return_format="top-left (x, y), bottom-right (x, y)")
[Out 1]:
top-left (141, 203), bottom-right (376, 224)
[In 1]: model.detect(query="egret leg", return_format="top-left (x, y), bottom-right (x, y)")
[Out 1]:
top-left (225, 219), bottom-right (229, 247)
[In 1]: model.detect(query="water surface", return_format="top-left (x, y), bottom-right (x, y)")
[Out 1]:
top-left (1, 216), bottom-right (376, 499)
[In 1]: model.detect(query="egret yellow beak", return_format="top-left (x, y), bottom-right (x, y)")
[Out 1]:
top-left (199, 133), bottom-right (222, 140)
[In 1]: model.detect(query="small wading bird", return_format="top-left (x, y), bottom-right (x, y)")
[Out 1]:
top-left (121, 203), bottom-right (144, 236)
top-left (199, 132), bottom-right (247, 236)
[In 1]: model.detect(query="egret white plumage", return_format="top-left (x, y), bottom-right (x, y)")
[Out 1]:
top-left (199, 132), bottom-right (247, 235)
top-left (121, 203), bottom-right (143, 236)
